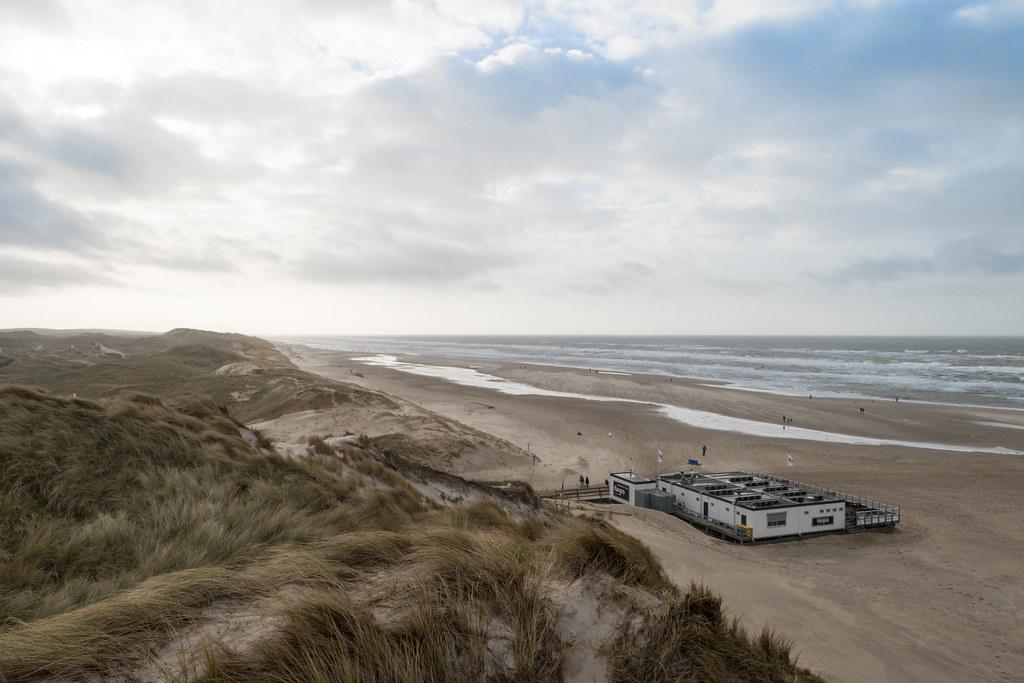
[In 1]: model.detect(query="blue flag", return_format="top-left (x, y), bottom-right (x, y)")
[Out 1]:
top-left (687, 459), bottom-right (700, 466)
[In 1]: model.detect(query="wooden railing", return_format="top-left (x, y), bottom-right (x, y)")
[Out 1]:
top-left (538, 485), bottom-right (609, 501)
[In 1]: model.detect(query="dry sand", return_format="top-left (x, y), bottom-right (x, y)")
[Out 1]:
top-left (283, 345), bottom-right (1024, 682)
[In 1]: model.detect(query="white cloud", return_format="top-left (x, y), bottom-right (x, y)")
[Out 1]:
top-left (953, 1), bottom-right (1024, 23)
top-left (476, 42), bottom-right (539, 72)
top-left (0, 0), bottom-right (1022, 334)
top-left (603, 34), bottom-right (646, 61)
top-left (703, 0), bottom-right (830, 32)
top-left (565, 48), bottom-right (594, 62)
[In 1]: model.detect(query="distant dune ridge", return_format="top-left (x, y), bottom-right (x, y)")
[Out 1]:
top-left (0, 329), bottom-right (822, 682)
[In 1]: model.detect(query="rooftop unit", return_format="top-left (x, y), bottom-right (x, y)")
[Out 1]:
top-left (747, 499), bottom-right (785, 509)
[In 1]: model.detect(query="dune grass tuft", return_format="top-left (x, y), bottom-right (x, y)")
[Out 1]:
top-left (607, 582), bottom-right (825, 683)
top-left (546, 517), bottom-right (677, 595)
top-left (198, 593), bottom-right (473, 683)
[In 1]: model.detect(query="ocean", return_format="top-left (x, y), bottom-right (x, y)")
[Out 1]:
top-left (279, 336), bottom-right (1024, 410)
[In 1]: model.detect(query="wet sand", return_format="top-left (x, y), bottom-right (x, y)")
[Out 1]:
top-left (284, 344), bottom-right (1024, 682)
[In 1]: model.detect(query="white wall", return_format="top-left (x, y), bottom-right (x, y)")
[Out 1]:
top-left (741, 502), bottom-right (846, 539)
top-left (658, 480), bottom-right (847, 539)
top-left (661, 482), bottom-right (694, 513)
top-left (795, 502), bottom-right (846, 534)
top-left (610, 476), bottom-right (656, 505)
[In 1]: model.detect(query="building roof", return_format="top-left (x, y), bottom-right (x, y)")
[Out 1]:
top-left (658, 471), bottom-right (844, 511)
top-left (609, 471), bottom-right (655, 485)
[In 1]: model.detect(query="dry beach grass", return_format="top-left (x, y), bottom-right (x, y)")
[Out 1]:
top-left (0, 331), bottom-right (822, 682)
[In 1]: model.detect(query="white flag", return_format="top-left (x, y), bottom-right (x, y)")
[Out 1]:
top-left (786, 453), bottom-right (794, 467)
top-left (657, 448), bottom-right (664, 464)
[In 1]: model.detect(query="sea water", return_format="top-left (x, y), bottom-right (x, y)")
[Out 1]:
top-left (279, 335), bottom-right (1024, 410)
top-left (345, 354), bottom-right (1023, 454)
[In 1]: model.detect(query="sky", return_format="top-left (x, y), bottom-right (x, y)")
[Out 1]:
top-left (1, 0), bottom-right (1022, 336)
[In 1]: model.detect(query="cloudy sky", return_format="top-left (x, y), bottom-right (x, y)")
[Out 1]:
top-left (1, 0), bottom-right (1022, 335)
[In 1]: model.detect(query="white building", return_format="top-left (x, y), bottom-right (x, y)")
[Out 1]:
top-left (656, 471), bottom-right (846, 539)
top-left (608, 471), bottom-right (657, 505)
top-left (605, 469), bottom-right (899, 540)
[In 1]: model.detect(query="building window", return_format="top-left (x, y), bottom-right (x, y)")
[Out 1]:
top-left (741, 514), bottom-right (747, 526)
top-left (812, 516), bottom-right (834, 527)
top-left (766, 512), bottom-right (787, 527)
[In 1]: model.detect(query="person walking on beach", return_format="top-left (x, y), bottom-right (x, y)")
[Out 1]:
top-left (701, 445), bottom-right (707, 459)
top-left (782, 415), bottom-right (787, 430)
top-left (585, 476), bottom-right (590, 488)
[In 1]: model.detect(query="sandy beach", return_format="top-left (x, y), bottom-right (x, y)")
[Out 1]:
top-left (278, 344), bottom-right (1024, 682)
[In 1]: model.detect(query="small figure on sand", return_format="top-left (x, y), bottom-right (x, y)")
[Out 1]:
top-left (782, 415), bottom-right (787, 430)
top-left (702, 444), bottom-right (707, 458)
top-left (585, 476), bottom-right (590, 487)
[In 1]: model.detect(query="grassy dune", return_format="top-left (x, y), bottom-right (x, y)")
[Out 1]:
top-left (0, 331), bottom-right (824, 682)
top-left (0, 329), bottom-right (380, 424)
top-left (0, 329), bottom-right (521, 467)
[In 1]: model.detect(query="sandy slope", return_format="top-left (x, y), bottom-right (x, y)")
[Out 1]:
top-left (282, 344), bottom-right (1024, 683)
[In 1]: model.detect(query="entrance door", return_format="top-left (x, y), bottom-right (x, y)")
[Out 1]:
top-left (703, 502), bottom-right (709, 517)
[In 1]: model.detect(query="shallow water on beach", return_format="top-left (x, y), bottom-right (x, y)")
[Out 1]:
top-left (281, 335), bottom-right (1024, 410)
top-left (351, 354), bottom-right (1023, 455)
